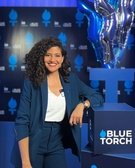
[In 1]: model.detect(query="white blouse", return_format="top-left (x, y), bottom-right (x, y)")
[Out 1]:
top-left (45, 89), bottom-right (66, 122)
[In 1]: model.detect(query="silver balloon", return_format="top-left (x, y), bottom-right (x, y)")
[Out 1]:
top-left (77, 0), bottom-right (135, 68)
top-left (94, 0), bottom-right (118, 64)
top-left (117, 0), bottom-right (135, 48)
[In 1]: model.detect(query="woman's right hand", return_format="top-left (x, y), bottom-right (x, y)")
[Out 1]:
top-left (18, 137), bottom-right (32, 168)
top-left (22, 163), bottom-right (32, 168)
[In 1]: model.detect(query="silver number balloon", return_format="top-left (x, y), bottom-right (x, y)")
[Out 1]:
top-left (77, 0), bottom-right (135, 68)
top-left (117, 0), bottom-right (134, 48)
top-left (94, 0), bottom-right (118, 65)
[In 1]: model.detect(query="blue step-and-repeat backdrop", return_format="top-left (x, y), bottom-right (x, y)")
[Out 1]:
top-left (0, 6), bottom-right (97, 121)
top-left (0, 3), bottom-right (135, 122)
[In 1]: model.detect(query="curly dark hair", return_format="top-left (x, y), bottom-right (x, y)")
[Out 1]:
top-left (24, 37), bottom-right (71, 87)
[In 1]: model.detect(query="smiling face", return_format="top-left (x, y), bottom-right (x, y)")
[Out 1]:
top-left (44, 46), bottom-right (64, 74)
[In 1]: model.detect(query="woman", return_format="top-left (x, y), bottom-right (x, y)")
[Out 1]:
top-left (13, 37), bottom-right (104, 168)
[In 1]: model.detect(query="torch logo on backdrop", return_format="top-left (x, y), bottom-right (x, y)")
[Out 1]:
top-left (8, 53), bottom-right (18, 71)
top-left (58, 32), bottom-right (67, 46)
top-left (100, 130), bottom-right (132, 145)
top-left (9, 9), bottom-right (18, 27)
top-left (25, 32), bottom-right (34, 50)
top-left (75, 11), bottom-right (84, 27)
top-left (8, 97), bottom-right (17, 115)
top-left (124, 81), bottom-right (134, 95)
top-left (42, 9), bottom-right (51, 27)
top-left (74, 54), bottom-right (83, 72)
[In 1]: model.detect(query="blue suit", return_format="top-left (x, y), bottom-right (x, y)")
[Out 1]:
top-left (12, 73), bottom-right (104, 167)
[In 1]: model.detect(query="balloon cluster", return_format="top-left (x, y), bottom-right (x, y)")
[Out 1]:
top-left (77, 0), bottom-right (135, 68)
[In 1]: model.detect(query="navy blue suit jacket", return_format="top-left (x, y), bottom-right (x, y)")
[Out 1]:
top-left (12, 73), bottom-right (104, 166)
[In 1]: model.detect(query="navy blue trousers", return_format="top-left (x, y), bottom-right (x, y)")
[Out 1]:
top-left (32, 122), bottom-right (67, 168)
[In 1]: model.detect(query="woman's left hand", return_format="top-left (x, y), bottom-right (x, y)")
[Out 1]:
top-left (69, 103), bottom-right (84, 127)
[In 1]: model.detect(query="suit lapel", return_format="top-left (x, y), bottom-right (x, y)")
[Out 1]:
top-left (40, 79), bottom-right (48, 122)
top-left (60, 76), bottom-right (71, 118)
